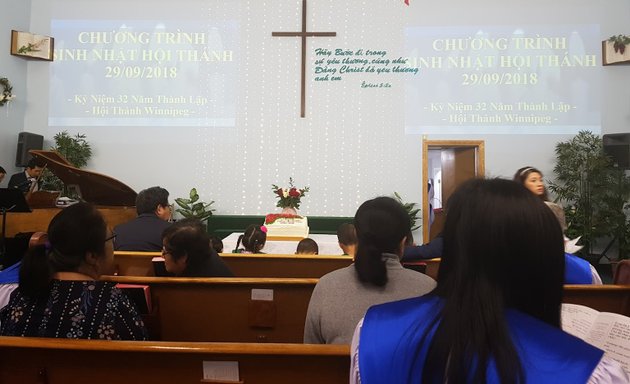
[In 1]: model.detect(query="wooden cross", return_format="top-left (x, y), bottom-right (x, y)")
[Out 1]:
top-left (272, 0), bottom-right (336, 118)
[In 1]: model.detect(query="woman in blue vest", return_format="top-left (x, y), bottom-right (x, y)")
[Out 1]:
top-left (351, 178), bottom-right (627, 383)
top-left (514, 166), bottom-right (601, 285)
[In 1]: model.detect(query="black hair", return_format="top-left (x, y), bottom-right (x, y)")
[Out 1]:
top-left (296, 238), bottom-right (319, 254)
top-left (234, 225), bottom-right (267, 253)
top-left (336, 223), bottom-right (357, 246)
top-left (419, 178), bottom-right (564, 384)
top-left (353, 196), bottom-right (410, 287)
top-left (19, 203), bottom-right (108, 298)
top-left (26, 157), bottom-right (46, 169)
top-left (161, 218), bottom-right (215, 276)
top-left (136, 186), bottom-right (169, 215)
top-left (513, 166), bottom-right (549, 201)
top-left (209, 234), bottom-right (224, 254)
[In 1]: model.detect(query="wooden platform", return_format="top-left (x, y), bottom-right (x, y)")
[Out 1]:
top-left (2, 206), bottom-right (136, 237)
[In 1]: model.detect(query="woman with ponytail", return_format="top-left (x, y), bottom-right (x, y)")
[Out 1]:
top-left (0, 203), bottom-right (147, 340)
top-left (351, 179), bottom-right (628, 383)
top-left (303, 196), bottom-right (436, 344)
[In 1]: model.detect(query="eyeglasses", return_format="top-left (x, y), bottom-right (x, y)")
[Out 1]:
top-left (105, 234), bottom-right (117, 243)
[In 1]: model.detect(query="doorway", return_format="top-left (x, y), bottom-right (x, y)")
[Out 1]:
top-left (422, 140), bottom-right (485, 242)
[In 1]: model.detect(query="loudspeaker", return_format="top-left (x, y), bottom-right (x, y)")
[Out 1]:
top-left (603, 133), bottom-right (630, 170)
top-left (15, 132), bottom-right (44, 167)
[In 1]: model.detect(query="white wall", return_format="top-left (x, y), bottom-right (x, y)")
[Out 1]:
top-left (13, 0), bottom-right (630, 241)
top-left (0, 0), bottom-right (31, 185)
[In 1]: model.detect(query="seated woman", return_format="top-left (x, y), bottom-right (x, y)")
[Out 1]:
top-left (304, 196), bottom-right (436, 344)
top-left (351, 179), bottom-right (627, 383)
top-left (0, 203), bottom-right (148, 340)
top-left (161, 219), bottom-right (233, 277)
top-left (514, 166), bottom-right (602, 284)
top-left (233, 225), bottom-right (267, 254)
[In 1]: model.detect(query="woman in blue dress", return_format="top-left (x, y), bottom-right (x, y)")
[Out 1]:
top-left (351, 178), bottom-right (627, 383)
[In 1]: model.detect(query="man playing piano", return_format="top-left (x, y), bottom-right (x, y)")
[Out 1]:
top-left (8, 158), bottom-right (45, 193)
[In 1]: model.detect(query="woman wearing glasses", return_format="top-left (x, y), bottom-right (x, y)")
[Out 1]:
top-left (0, 203), bottom-right (148, 340)
top-left (161, 218), bottom-right (233, 277)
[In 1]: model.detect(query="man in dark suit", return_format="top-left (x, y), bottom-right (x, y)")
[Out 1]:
top-left (8, 158), bottom-right (45, 193)
top-left (113, 186), bottom-right (172, 251)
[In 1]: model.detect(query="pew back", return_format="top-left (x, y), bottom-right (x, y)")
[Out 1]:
top-left (102, 276), bottom-right (317, 343)
top-left (563, 285), bottom-right (630, 316)
top-left (113, 251), bottom-right (353, 278)
top-left (0, 337), bottom-right (349, 384)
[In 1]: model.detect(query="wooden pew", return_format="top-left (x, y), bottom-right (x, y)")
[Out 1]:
top-left (102, 276), bottom-right (317, 343)
top-left (0, 337), bottom-right (350, 384)
top-left (113, 251), bottom-right (353, 278)
top-left (222, 253), bottom-right (352, 278)
top-left (563, 285), bottom-right (630, 316)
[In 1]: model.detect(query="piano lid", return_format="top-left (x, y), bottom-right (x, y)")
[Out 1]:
top-left (29, 150), bottom-right (137, 206)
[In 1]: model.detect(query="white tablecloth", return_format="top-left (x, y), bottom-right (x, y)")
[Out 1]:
top-left (221, 233), bottom-right (344, 255)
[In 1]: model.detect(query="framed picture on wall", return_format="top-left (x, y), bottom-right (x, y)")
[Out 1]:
top-left (10, 30), bottom-right (54, 61)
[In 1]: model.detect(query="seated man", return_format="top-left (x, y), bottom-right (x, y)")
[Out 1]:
top-left (8, 158), bottom-right (45, 193)
top-left (337, 223), bottom-right (357, 257)
top-left (114, 186), bottom-right (172, 251)
top-left (402, 232), bottom-right (443, 261)
top-left (296, 238), bottom-right (319, 255)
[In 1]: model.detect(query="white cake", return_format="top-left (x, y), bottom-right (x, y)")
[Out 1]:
top-left (264, 214), bottom-right (309, 238)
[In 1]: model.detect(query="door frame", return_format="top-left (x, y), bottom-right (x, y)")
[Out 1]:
top-left (422, 140), bottom-right (485, 242)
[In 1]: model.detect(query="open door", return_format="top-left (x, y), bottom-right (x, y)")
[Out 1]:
top-left (422, 140), bottom-right (485, 242)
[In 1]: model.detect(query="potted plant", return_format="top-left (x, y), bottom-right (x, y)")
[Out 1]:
top-left (393, 192), bottom-right (421, 231)
top-left (548, 131), bottom-right (630, 260)
top-left (608, 34), bottom-right (630, 54)
top-left (175, 188), bottom-right (215, 224)
top-left (41, 131), bottom-right (92, 197)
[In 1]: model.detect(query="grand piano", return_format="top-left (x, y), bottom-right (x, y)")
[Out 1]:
top-left (2, 150), bottom-right (137, 237)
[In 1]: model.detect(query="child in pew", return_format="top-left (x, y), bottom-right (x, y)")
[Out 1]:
top-left (337, 223), bottom-right (357, 258)
top-left (0, 203), bottom-right (148, 340)
top-left (304, 197), bottom-right (436, 345)
top-left (296, 238), bottom-right (319, 255)
top-left (233, 225), bottom-right (267, 254)
top-left (209, 234), bottom-right (224, 253)
top-left (161, 219), bottom-right (233, 277)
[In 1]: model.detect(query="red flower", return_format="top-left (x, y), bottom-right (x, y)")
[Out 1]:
top-left (275, 188), bottom-right (284, 197)
top-left (289, 187), bottom-right (300, 197)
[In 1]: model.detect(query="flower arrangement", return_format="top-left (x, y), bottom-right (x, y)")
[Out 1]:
top-left (0, 78), bottom-right (15, 107)
top-left (271, 177), bottom-right (309, 210)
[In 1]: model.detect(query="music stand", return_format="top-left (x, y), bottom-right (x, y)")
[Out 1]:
top-left (0, 188), bottom-right (32, 259)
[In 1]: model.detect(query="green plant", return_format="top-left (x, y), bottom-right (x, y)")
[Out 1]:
top-left (393, 192), bottom-right (421, 231)
top-left (548, 131), bottom-right (630, 259)
top-left (41, 131), bottom-right (92, 196)
top-left (175, 188), bottom-right (215, 222)
top-left (608, 34), bottom-right (630, 54)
